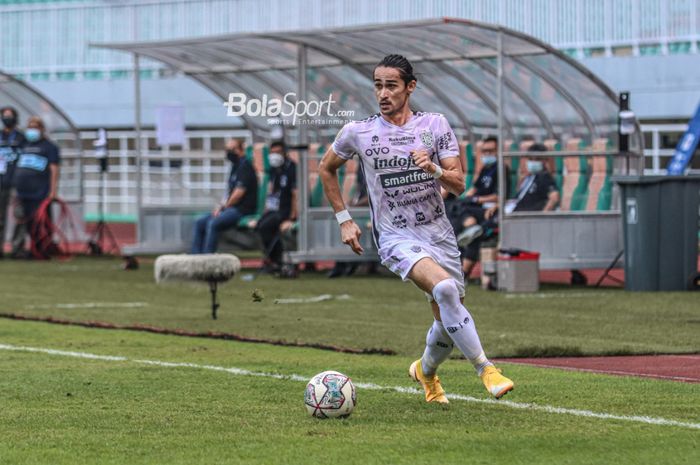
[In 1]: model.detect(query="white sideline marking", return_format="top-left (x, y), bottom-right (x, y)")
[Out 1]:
top-left (27, 302), bottom-right (148, 310)
top-left (274, 294), bottom-right (351, 304)
top-left (504, 292), bottom-right (609, 299)
top-left (1, 343), bottom-right (698, 431)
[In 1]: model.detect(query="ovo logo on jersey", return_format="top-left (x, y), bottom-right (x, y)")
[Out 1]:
top-left (365, 146), bottom-right (390, 157)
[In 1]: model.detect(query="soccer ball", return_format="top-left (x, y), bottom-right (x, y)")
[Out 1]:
top-left (304, 370), bottom-right (356, 419)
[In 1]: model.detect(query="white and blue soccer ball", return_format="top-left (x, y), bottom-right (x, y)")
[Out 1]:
top-left (304, 370), bottom-right (356, 419)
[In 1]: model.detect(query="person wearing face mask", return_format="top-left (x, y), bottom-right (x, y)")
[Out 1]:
top-left (191, 138), bottom-right (257, 254)
top-left (10, 116), bottom-right (59, 258)
top-left (251, 141), bottom-right (297, 273)
top-left (452, 136), bottom-right (509, 277)
top-left (0, 106), bottom-right (26, 258)
top-left (510, 143), bottom-right (559, 213)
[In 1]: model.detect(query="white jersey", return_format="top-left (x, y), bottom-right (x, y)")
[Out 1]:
top-left (332, 112), bottom-right (460, 249)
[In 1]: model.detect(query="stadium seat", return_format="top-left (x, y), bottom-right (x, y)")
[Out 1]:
top-left (560, 139), bottom-right (589, 211)
top-left (545, 139), bottom-right (563, 191)
top-left (585, 138), bottom-right (613, 211)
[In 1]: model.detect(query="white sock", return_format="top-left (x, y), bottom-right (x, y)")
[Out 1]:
top-left (420, 319), bottom-right (453, 377)
top-left (432, 279), bottom-right (494, 375)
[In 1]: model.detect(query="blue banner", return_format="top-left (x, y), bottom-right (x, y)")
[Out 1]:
top-left (667, 102), bottom-right (700, 175)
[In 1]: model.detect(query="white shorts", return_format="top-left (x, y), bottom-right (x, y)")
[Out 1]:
top-left (379, 237), bottom-right (465, 302)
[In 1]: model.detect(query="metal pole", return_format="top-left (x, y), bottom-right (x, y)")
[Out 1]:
top-left (496, 31), bottom-right (505, 251)
top-left (134, 52), bottom-right (143, 243)
top-left (297, 44), bottom-right (309, 253)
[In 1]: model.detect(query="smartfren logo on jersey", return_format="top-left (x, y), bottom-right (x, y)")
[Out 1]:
top-left (379, 169), bottom-right (433, 189)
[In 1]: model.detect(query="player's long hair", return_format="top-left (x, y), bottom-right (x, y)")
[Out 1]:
top-left (374, 54), bottom-right (417, 86)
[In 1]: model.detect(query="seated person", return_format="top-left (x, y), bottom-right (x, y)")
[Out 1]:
top-left (191, 139), bottom-right (257, 254)
top-left (251, 141), bottom-right (297, 272)
top-left (460, 143), bottom-right (559, 278)
top-left (453, 136), bottom-right (508, 276)
top-left (507, 143), bottom-right (559, 213)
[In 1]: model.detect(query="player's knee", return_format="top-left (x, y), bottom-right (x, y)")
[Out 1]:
top-left (432, 278), bottom-right (461, 308)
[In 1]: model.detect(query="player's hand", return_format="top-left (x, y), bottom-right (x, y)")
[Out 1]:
top-left (212, 206), bottom-right (223, 217)
top-left (410, 149), bottom-right (436, 174)
top-left (340, 220), bottom-right (364, 255)
top-left (279, 220), bottom-right (294, 233)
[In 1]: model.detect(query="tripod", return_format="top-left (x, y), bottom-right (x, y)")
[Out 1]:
top-left (87, 154), bottom-right (120, 256)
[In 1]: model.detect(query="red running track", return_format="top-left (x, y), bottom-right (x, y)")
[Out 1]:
top-left (497, 355), bottom-right (700, 383)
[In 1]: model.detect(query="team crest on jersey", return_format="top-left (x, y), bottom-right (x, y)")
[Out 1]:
top-left (419, 130), bottom-right (433, 149)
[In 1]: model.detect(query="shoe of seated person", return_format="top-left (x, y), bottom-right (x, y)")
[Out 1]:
top-left (457, 225), bottom-right (483, 248)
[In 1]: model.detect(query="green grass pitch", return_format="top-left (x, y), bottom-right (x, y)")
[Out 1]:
top-left (0, 258), bottom-right (698, 464)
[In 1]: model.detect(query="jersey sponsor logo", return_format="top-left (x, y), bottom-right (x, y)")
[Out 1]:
top-left (414, 211), bottom-right (432, 226)
top-left (391, 214), bottom-right (407, 229)
top-left (386, 190), bottom-right (438, 211)
top-left (436, 131), bottom-right (453, 151)
top-left (410, 245), bottom-right (422, 253)
top-left (373, 154), bottom-right (417, 170)
top-left (401, 184), bottom-right (433, 195)
top-left (364, 146), bottom-right (390, 157)
top-left (388, 135), bottom-right (415, 146)
top-left (419, 130), bottom-right (433, 149)
top-left (433, 205), bottom-right (444, 218)
top-left (379, 169), bottom-right (432, 189)
top-left (16, 153), bottom-right (48, 172)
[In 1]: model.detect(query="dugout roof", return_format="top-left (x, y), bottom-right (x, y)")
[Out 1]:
top-left (94, 17), bottom-right (631, 147)
top-left (0, 70), bottom-right (79, 137)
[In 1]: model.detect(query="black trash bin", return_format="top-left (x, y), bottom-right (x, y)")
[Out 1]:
top-left (613, 175), bottom-right (700, 291)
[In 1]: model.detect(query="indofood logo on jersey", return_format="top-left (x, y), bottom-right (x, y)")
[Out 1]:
top-left (373, 154), bottom-right (418, 170)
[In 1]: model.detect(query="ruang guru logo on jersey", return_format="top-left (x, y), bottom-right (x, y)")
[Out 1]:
top-left (223, 92), bottom-right (354, 125)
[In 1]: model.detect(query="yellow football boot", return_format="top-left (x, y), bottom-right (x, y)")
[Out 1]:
top-left (409, 359), bottom-right (449, 404)
top-left (480, 365), bottom-right (514, 399)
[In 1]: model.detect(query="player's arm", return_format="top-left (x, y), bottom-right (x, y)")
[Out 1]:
top-left (411, 150), bottom-right (465, 196)
top-left (319, 147), bottom-right (364, 255)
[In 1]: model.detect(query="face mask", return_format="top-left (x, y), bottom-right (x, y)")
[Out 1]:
top-left (226, 150), bottom-right (238, 163)
top-left (25, 128), bottom-right (41, 142)
top-left (269, 153), bottom-right (284, 168)
top-left (481, 155), bottom-right (496, 165)
top-left (526, 160), bottom-right (543, 174)
top-left (2, 116), bottom-right (16, 129)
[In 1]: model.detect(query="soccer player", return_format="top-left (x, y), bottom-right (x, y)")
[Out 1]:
top-left (319, 55), bottom-right (514, 403)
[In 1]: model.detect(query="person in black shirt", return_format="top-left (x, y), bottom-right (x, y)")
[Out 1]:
top-left (452, 136), bottom-right (508, 276)
top-left (10, 116), bottom-right (59, 257)
top-left (0, 106), bottom-right (26, 258)
top-left (252, 141), bottom-right (297, 271)
top-left (191, 139), bottom-right (258, 253)
top-left (511, 143), bottom-right (559, 212)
